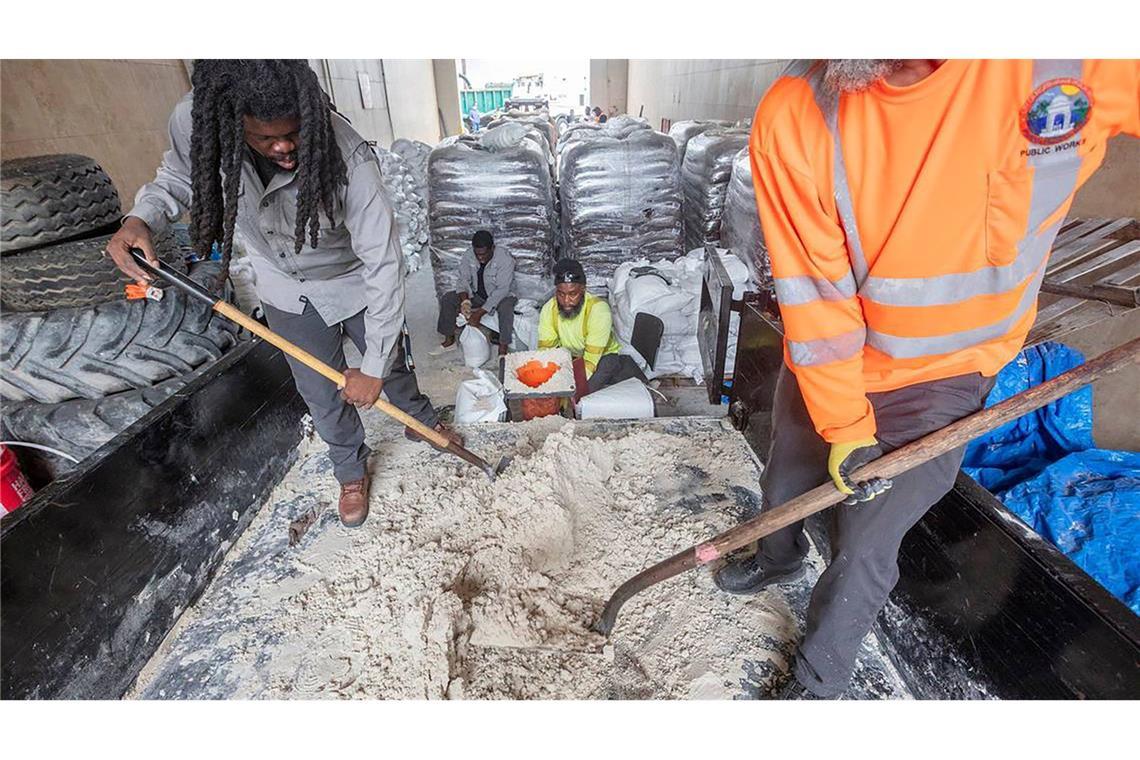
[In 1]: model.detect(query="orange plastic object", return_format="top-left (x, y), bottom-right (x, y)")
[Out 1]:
top-left (520, 396), bottom-right (562, 420)
top-left (124, 283), bottom-right (150, 300)
top-left (515, 360), bottom-right (560, 388)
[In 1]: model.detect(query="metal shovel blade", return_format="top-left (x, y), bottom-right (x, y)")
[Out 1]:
top-left (488, 456), bottom-right (514, 481)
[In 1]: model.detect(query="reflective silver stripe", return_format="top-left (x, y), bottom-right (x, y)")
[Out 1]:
top-left (774, 272), bottom-right (858, 305)
top-left (787, 327), bottom-right (866, 366)
top-left (866, 259), bottom-right (1048, 359)
top-left (1026, 60), bottom-right (1084, 233)
top-left (796, 62), bottom-right (872, 285)
top-left (861, 219), bottom-right (1061, 306)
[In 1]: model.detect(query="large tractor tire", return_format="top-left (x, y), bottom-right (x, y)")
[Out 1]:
top-left (0, 261), bottom-right (242, 404)
top-left (1, 154), bottom-right (122, 253)
top-left (1, 371), bottom-right (199, 481)
top-left (0, 229), bottom-right (187, 312)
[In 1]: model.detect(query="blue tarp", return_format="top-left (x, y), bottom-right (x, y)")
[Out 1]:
top-left (963, 342), bottom-right (1140, 616)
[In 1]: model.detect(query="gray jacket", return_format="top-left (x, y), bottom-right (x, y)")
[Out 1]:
top-left (128, 93), bottom-right (406, 378)
top-left (456, 248), bottom-right (515, 314)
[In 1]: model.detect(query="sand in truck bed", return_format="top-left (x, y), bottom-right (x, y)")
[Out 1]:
top-left (129, 415), bottom-right (909, 699)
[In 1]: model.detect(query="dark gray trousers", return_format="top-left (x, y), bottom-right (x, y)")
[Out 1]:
top-left (437, 291), bottom-right (517, 347)
top-left (586, 353), bottom-right (648, 394)
top-left (263, 302), bottom-right (438, 484)
top-left (757, 365), bottom-right (993, 697)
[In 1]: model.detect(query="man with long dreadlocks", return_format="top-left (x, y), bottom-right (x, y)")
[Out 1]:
top-left (106, 60), bottom-right (462, 528)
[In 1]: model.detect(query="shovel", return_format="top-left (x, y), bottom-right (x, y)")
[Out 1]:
top-left (592, 335), bottom-right (1140, 636)
top-left (128, 249), bottom-right (512, 480)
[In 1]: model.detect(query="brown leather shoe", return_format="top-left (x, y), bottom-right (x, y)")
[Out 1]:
top-left (338, 475), bottom-right (370, 527)
top-left (405, 422), bottom-right (465, 450)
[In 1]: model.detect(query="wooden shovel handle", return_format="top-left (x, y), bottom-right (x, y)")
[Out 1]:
top-left (214, 302), bottom-right (450, 448)
top-left (593, 335), bottom-right (1140, 635)
top-left (699, 334), bottom-right (1139, 563)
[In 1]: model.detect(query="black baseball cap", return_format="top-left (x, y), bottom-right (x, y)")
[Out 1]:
top-left (553, 258), bottom-right (586, 285)
top-left (472, 230), bottom-right (494, 249)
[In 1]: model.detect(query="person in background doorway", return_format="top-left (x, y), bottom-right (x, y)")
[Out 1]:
top-left (538, 259), bottom-right (645, 393)
top-left (714, 58), bottom-right (1139, 700)
top-left (435, 230), bottom-right (517, 358)
top-left (105, 59), bottom-right (462, 530)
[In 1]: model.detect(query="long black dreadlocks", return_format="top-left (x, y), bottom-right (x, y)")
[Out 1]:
top-left (188, 60), bottom-right (347, 288)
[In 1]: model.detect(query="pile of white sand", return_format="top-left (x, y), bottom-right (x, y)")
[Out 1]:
top-left (130, 416), bottom-right (908, 700)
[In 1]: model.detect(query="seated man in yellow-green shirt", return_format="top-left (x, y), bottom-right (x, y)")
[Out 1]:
top-left (538, 259), bottom-right (648, 394)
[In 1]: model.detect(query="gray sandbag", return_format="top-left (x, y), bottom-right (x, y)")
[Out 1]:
top-left (427, 127), bottom-right (556, 302)
top-left (681, 128), bottom-right (750, 252)
top-left (559, 128), bottom-right (683, 292)
top-left (721, 146), bottom-right (773, 296)
top-left (667, 120), bottom-right (733, 165)
top-left (482, 110), bottom-right (559, 163)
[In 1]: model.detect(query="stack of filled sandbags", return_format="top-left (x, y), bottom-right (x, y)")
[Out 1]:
top-left (721, 146), bottom-right (773, 296)
top-left (372, 145), bottom-right (429, 273)
top-left (427, 126), bottom-right (556, 303)
top-left (558, 127), bottom-right (683, 293)
top-left (681, 128), bottom-right (750, 253)
top-left (555, 116), bottom-right (652, 174)
top-left (667, 119), bottom-right (734, 165)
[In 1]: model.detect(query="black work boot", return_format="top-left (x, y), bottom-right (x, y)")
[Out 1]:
top-left (713, 554), bottom-right (805, 595)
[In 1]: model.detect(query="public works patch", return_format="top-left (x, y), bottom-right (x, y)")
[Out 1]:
top-left (1020, 79), bottom-right (1094, 146)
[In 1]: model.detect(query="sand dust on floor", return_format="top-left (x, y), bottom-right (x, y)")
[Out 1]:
top-left (129, 415), bottom-right (909, 700)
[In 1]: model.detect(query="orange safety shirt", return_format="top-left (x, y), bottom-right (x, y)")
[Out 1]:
top-left (751, 59), bottom-right (1139, 444)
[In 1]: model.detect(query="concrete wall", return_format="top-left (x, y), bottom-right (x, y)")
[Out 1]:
top-left (588, 60), bottom-right (628, 115)
top-left (1070, 136), bottom-right (1140, 219)
top-left (1, 59), bottom-right (191, 205)
top-left (310, 59), bottom-right (440, 147)
top-left (433, 59), bottom-right (462, 138)
top-left (625, 59), bottom-right (787, 129)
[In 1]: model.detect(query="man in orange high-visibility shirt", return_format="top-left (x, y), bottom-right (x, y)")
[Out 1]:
top-left (714, 59), bottom-right (1139, 699)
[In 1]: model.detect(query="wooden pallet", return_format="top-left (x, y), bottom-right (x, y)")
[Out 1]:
top-left (1027, 217), bottom-right (1140, 346)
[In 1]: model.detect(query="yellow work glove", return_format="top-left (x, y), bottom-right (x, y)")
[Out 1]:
top-left (827, 437), bottom-right (892, 505)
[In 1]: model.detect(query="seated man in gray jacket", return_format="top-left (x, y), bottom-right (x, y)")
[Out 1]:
top-left (435, 230), bottom-right (517, 358)
top-left (105, 60), bottom-right (460, 529)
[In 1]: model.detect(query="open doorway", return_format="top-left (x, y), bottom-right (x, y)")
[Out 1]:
top-left (455, 58), bottom-right (589, 132)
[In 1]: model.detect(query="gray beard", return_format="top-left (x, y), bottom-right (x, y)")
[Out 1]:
top-left (558, 302), bottom-right (584, 320)
top-left (823, 59), bottom-right (906, 93)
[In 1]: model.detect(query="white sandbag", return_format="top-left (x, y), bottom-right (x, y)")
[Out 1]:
top-left (454, 368), bottom-right (507, 424)
top-left (578, 378), bottom-right (654, 420)
top-left (512, 300), bottom-right (541, 351)
top-left (609, 247), bottom-right (755, 381)
top-left (459, 325), bottom-right (492, 368)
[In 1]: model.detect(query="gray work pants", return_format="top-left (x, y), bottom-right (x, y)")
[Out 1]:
top-left (757, 364), bottom-right (993, 697)
top-left (586, 353), bottom-right (648, 394)
top-left (438, 291), bottom-right (517, 348)
top-left (263, 302), bottom-right (438, 484)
